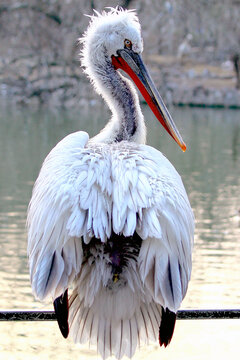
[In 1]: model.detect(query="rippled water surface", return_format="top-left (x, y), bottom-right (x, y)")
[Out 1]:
top-left (0, 103), bottom-right (240, 359)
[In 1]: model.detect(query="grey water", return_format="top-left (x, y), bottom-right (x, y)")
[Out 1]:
top-left (0, 103), bottom-right (240, 360)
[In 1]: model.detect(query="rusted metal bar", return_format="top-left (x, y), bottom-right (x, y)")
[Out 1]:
top-left (1, 309), bottom-right (240, 321)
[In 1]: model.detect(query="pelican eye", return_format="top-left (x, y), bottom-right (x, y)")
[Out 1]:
top-left (124, 39), bottom-right (132, 49)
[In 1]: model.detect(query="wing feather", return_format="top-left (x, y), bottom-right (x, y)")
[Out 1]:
top-left (135, 145), bottom-right (194, 312)
top-left (27, 131), bottom-right (89, 300)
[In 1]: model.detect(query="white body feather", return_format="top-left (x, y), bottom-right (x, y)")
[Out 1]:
top-left (28, 131), bottom-right (194, 358)
top-left (27, 7), bottom-right (194, 360)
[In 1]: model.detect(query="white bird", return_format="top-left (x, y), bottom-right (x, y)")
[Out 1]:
top-left (177, 33), bottom-right (193, 62)
top-left (27, 8), bottom-right (194, 360)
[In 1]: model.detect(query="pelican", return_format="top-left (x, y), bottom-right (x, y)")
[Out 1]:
top-left (27, 8), bottom-right (194, 360)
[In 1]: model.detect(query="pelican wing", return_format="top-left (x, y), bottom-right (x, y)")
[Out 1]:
top-left (27, 131), bottom-right (89, 300)
top-left (136, 145), bottom-right (194, 312)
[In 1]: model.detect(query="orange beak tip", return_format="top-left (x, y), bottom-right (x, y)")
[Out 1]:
top-left (181, 143), bottom-right (187, 152)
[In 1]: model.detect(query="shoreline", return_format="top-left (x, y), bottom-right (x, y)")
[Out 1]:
top-left (1, 55), bottom-right (240, 109)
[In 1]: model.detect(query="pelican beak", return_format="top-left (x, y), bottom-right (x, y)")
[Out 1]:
top-left (112, 49), bottom-right (186, 151)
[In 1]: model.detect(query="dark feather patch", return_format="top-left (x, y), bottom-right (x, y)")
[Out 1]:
top-left (53, 289), bottom-right (69, 338)
top-left (159, 307), bottom-right (176, 347)
top-left (44, 251), bottom-right (55, 293)
top-left (82, 231), bottom-right (142, 284)
top-left (168, 258), bottom-right (174, 302)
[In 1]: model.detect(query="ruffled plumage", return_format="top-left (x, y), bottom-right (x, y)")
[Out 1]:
top-left (27, 131), bottom-right (194, 358)
top-left (27, 7), bottom-right (194, 360)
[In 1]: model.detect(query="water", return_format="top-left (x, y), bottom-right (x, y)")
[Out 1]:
top-left (0, 103), bottom-right (240, 359)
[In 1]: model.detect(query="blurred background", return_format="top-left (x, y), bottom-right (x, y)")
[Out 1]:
top-left (1, 0), bottom-right (240, 107)
top-left (0, 1), bottom-right (240, 360)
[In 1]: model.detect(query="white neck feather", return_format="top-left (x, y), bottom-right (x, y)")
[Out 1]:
top-left (84, 46), bottom-right (146, 144)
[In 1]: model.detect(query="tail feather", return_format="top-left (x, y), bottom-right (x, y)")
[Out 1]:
top-left (104, 320), bottom-right (112, 359)
top-left (79, 306), bottom-right (91, 343)
top-left (146, 302), bottom-right (159, 338)
top-left (129, 317), bottom-right (138, 357)
top-left (138, 306), bottom-right (149, 344)
top-left (55, 287), bottom-right (177, 358)
top-left (68, 288), bottom-right (163, 359)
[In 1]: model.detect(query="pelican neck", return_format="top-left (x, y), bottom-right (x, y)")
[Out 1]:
top-left (89, 51), bottom-right (146, 144)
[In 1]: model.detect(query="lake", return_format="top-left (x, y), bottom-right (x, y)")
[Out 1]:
top-left (0, 103), bottom-right (240, 359)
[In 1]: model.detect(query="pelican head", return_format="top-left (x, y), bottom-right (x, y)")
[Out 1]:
top-left (81, 8), bottom-right (143, 71)
top-left (81, 7), bottom-right (186, 151)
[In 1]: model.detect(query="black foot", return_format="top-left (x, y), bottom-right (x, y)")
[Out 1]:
top-left (53, 289), bottom-right (69, 338)
top-left (159, 307), bottom-right (177, 347)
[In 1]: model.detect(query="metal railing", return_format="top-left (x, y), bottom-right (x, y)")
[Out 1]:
top-left (1, 309), bottom-right (240, 321)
